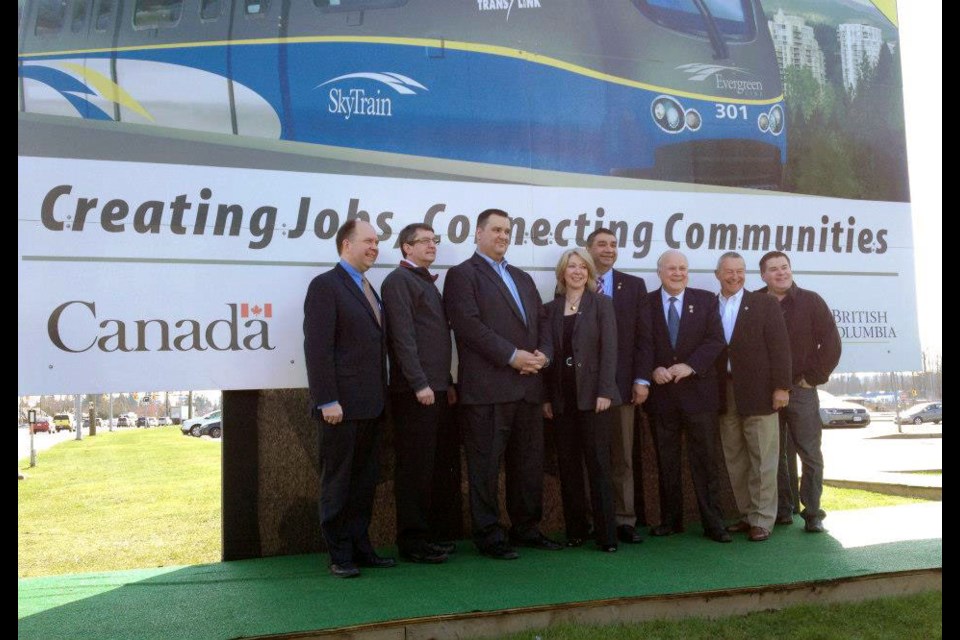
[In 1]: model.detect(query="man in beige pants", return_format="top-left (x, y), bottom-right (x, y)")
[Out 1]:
top-left (714, 252), bottom-right (792, 542)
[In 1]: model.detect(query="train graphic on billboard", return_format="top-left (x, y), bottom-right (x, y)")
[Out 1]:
top-left (19, 0), bottom-right (785, 189)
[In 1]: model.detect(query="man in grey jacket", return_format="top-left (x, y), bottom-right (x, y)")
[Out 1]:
top-left (382, 223), bottom-right (461, 564)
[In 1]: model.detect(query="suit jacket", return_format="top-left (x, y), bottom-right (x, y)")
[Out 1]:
top-left (716, 289), bottom-right (793, 416)
top-left (443, 252), bottom-right (552, 405)
top-left (641, 287), bottom-right (725, 415)
top-left (609, 270), bottom-right (652, 399)
top-left (382, 264), bottom-right (452, 394)
top-left (303, 263), bottom-right (387, 421)
top-left (543, 290), bottom-right (621, 413)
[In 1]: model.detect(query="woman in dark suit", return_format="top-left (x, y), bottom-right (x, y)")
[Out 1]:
top-left (543, 248), bottom-right (621, 551)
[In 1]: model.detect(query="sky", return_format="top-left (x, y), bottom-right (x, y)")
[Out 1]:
top-left (899, 2), bottom-right (942, 358)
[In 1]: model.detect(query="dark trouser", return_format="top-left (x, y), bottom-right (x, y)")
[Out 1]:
top-left (460, 401), bottom-right (544, 550)
top-left (632, 409), bottom-right (651, 527)
top-left (554, 405), bottom-right (617, 546)
top-left (777, 385), bottom-right (825, 521)
top-left (650, 408), bottom-right (725, 535)
top-left (317, 416), bottom-right (381, 566)
top-left (393, 391), bottom-right (462, 549)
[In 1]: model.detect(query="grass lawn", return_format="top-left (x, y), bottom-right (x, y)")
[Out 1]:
top-left (18, 427), bottom-right (932, 578)
top-left (482, 591), bottom-right (942, 640)
top-left (18, 427), bottom-right (220, 578)
top-left (821, 485), bottom-right (929, 511)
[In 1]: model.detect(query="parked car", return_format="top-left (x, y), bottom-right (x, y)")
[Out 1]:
top-left (818, 390), bottom-right (870, 428)
top-left (896, 402), bottom-right (942, 425)
top-left (81, 417), bottom-right (104, 430)
top-left (136, 416), bottom-right (148, 428)
top-left (159, 416), bottom-right (173, 426)
top-left (33, 418), bottom-right (52, 433)
top-left (116, 415), bottom-right (131, 427)
top-left (182, 410), bottom-right (222, 437)
top-left (197, 421), bottom-right (222, 439)
top-left (146, 417), bottom-right (159, 428)
top-left (52, 413), bottom-right (76, 432)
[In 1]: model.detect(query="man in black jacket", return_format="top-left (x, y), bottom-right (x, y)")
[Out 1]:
top-left (382, 223), bottom-right (461, 564)
top-left (303, 219), bottom-right (395, 578)
top-left (714, 252), bottom-right (792, 542)
top-left (443, 208), bottom-right (559, 559)
top-left (642, 249), bottom-right (729, 542)
top-left (759, 251), bottom-right (842, 533)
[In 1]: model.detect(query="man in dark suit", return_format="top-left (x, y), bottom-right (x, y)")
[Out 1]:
top-left (382, 223), bottom-right (460, 564)
top-left (303, 219), bottom-right (396, 578)
top-left (713, 252), bottom-right (792, 542)
top-left (586, 228), bottom-right (651, 544)
top-left (642, 249), bottom-right (729, 542)
top-left (443, 208), bottom-right (560, 559)
top-left (759, 251), bottom-right (841, 533)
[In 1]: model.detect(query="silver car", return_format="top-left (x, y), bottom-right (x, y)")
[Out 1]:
top-left (897, 402), bottom-right (942, 425)
top-left (818, 390), bottom-right (870, 428)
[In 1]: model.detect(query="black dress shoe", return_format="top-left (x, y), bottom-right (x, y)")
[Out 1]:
top-left (356, 554), bottom-right (397, 568)
top-left (565, 536), bottom-right (585, 548)
top-left (512, 533), bottom-right (563, 551)
top-left (649, 524), bottom-right (683, 537)
top-left (804, 517), bottom-right (825, 533)
top-left (329, 562), bottom-right (360, 578)
top-left (400, 543), bottom-right (448, 564)
top-left (705, 529), bottom-right (733, 543)
top-left (598, 543), bottom-right (618, 553)
top-left (617, 525), bottom-right (644, 544)
top-left (481, 542), bottom-right (519, 560)
top-left (428, 541), bottom-right (457, 555)
top-left (776, 514), bottom-right (794, 525)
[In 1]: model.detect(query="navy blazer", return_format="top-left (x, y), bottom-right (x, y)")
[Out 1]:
top-left (641, 287), bottom-right (725, 415)
top-left (444, 252), bottom-right (552, 405)
top-left (303, 263), bottom-right (387, 421)
top-left (716, 289), bottom-right (793, 416)
top-left (609, 269), bottom-right (651, 399)
top-left (543, 290), bottom-right (621, 413)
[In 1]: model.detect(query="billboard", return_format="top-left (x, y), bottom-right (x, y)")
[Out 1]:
top-left (18, 0), bottom-right (918, 394)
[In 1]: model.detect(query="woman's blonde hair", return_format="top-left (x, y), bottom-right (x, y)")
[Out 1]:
top-left (555, 248), bottom-right (598, 295)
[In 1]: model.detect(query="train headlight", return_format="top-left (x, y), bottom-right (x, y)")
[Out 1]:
top-left (769, 104), bottom-right (784, 135)
top-left (684, 109), bottom-right (701, 131)
top-left (758, 112), bottom-right (770, 132)
top-left (652, 96), bottom-right (686, 133)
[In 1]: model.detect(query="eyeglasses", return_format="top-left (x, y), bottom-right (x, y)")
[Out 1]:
top-left (409, 237), bottom-right (442, 246)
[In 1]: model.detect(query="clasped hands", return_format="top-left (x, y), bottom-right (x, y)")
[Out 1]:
top-left (511, 349), bottom-right (549, 375)
top-left (652, 363), bottom-right (695, 385)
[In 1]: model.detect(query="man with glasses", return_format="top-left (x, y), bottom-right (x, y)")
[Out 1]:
top-left (382, 223), bottom-right (462, 563)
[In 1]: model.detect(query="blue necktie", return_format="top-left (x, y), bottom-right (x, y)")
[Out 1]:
top-left (668, 297), bottom-right (680, 348)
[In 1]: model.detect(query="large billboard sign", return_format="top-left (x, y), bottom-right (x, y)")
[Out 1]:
top-left (18, 0), bottom-right (917, 394)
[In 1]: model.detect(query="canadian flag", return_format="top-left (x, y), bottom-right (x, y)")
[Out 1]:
top-left (240, 303), bottom-right (273, 318)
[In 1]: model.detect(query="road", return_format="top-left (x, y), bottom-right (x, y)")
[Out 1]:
top-left (821, 414), bottom-right (942, 477)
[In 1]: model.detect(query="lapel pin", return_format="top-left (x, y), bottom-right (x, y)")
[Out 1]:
top-left (688, 305), bottom-right (694, 313)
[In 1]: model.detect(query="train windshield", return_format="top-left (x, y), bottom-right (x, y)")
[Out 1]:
top-left (636, 0), bottom-right (755, 41)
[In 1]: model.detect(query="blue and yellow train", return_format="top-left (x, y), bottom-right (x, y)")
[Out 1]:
top-left (19, 0), bottom-right (786, 188)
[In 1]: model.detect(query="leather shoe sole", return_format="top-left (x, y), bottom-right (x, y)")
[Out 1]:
top-left (705, 530), bottom-right (733, 543)
top-left (400, 549), bottom-right (448, 564)
top-left (617, 525), bottom-right (644, 544)
top-left (748, 526), bottom-right (771, 542)
top-left (511, 534), bottom-right (564, 551)
top-left (481, 543), bottom-right (519, 560)
top-left (356, 555), bottom-right (396, 568)
top-left (329, 563), bottom-right (360, 578)
top-left (649, 525), bottom-right (684, 537)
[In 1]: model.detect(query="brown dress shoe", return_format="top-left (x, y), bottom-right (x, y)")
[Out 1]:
top-left (748, 526), bottom-right (771, 542)
top-left (726, 521), bottom-right (751, 533)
